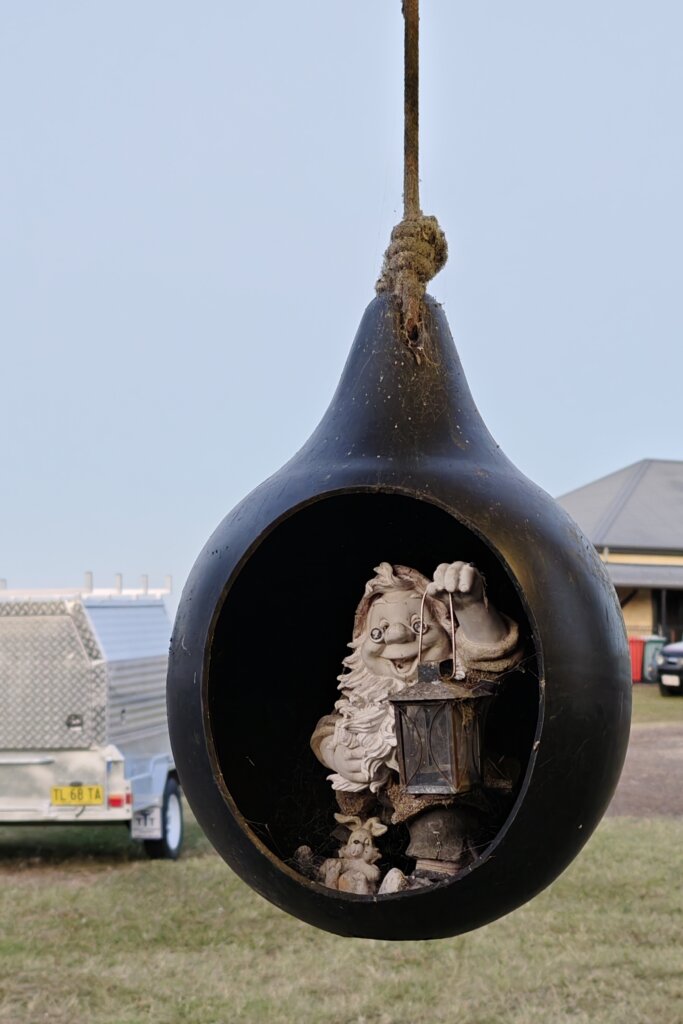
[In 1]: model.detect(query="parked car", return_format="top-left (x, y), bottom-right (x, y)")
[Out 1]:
top-left (655, 641), bottom-right (683, 696)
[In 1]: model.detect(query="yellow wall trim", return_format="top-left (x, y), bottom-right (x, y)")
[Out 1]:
top-left (601, 551), bottom-right (683, 566)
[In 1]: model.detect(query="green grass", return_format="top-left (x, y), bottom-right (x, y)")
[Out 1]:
top-left (0, 814), bottom-right (682, 1024)
top-left (631, 681), bottom-right (683, 725)
top-left (0, 688), bottom-right (679, 1024)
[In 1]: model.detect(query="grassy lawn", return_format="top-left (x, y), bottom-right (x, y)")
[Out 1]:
top-left (631, 682), bottom-right (683, 725)
top-left (0, 689), bottom-right (680, 1024)
top-left (0, 812), bottom-right (682, 1024)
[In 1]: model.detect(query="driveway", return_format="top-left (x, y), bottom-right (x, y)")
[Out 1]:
top-left (607, 723), bottom-right (683, 817)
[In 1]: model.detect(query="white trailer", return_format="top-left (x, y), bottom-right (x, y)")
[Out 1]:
top-left (0, 584), bottom-right (183, 858)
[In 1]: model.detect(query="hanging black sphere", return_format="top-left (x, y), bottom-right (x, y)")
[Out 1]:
top-left (167, 294), bottom-right (631, 940)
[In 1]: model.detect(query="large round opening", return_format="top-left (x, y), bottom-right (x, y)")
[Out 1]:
top-left (207, 492), bottom-right (540, 890)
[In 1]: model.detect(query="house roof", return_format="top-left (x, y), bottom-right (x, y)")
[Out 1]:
top-left (605, 563), bottom-right (683, 589)
top-left (557, 459), bottom-right (683, 551)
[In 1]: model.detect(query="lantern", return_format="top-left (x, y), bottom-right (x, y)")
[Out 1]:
top-left (390, 662), bottom-right (496, 796)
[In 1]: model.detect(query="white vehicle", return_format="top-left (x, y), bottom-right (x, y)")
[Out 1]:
top-left (0, 580), bottom-right (183, 859)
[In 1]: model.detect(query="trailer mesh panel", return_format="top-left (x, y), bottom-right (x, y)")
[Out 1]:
top-left (0, 602), bottom-right (105, 750)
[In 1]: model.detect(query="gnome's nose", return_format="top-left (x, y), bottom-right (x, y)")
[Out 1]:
top-left (384, 622), bottom-right (413, 644)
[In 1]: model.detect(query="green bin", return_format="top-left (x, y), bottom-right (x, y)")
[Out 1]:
top-left (643, 635), bottom-right (667, 682)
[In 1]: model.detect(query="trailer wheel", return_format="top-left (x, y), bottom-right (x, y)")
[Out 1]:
top-left (144, 777), bottom-right (184, 860)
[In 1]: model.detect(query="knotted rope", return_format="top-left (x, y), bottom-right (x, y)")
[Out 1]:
top-left (376, 215), bottom-right (448, 340)
top-left (376, 0), bottom-right (448, 342)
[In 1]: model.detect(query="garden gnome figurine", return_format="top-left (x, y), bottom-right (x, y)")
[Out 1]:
top-left (311, 561), bottom-right (522, 884)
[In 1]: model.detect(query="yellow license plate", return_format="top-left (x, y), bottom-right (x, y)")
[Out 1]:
top-left (51, 785), bottom-right (104, 806)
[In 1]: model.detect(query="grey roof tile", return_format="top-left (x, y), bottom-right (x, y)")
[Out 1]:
top-left (557, 459), bottom-right (683, 550)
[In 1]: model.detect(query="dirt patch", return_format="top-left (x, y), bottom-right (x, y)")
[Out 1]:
top-left (607, 723), bottom-right (683, 817)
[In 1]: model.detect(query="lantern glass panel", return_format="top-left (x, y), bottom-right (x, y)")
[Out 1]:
top-left (398, 701), bottom-right (458, 794)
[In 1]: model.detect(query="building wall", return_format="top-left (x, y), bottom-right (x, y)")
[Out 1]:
top-left (617, 588), bottom-right (654, 637)
top-left (602, 549), bottom-right (683, 639)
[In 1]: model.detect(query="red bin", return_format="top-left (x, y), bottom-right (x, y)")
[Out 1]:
top-left (628, 637), bottom-right (645, 683)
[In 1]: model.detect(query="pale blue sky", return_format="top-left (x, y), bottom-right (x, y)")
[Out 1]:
top-left (2, 2), bottom-right (682, 601)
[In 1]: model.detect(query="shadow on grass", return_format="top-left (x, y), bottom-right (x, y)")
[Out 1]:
top-left (0, 806), bottom-right (212, 868)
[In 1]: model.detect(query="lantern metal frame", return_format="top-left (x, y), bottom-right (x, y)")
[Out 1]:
top-left (390, 590), bottom-right (498, 796)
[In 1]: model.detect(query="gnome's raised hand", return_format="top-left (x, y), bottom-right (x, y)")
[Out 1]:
top-left (428, 561), bottom-right (507, 645)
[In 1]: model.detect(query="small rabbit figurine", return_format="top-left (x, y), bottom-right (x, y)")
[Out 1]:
top-left (319, 814), bottom-right (388, 895)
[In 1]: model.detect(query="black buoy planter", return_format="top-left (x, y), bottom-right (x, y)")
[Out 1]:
top-left (167, 294), bottom-right (631, 940)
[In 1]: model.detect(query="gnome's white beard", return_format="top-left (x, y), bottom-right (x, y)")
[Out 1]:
top-left (326, 645), bottom-right (413, 794)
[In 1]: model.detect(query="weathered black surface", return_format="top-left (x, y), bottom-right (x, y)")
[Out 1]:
top-left (167, 294), bottom-right (631, 940)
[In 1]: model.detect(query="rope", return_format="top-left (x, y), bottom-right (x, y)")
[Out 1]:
top-left (376, 0), bottom-right (448, 342)
top-left (403, 0), bottom-right (420, 222)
